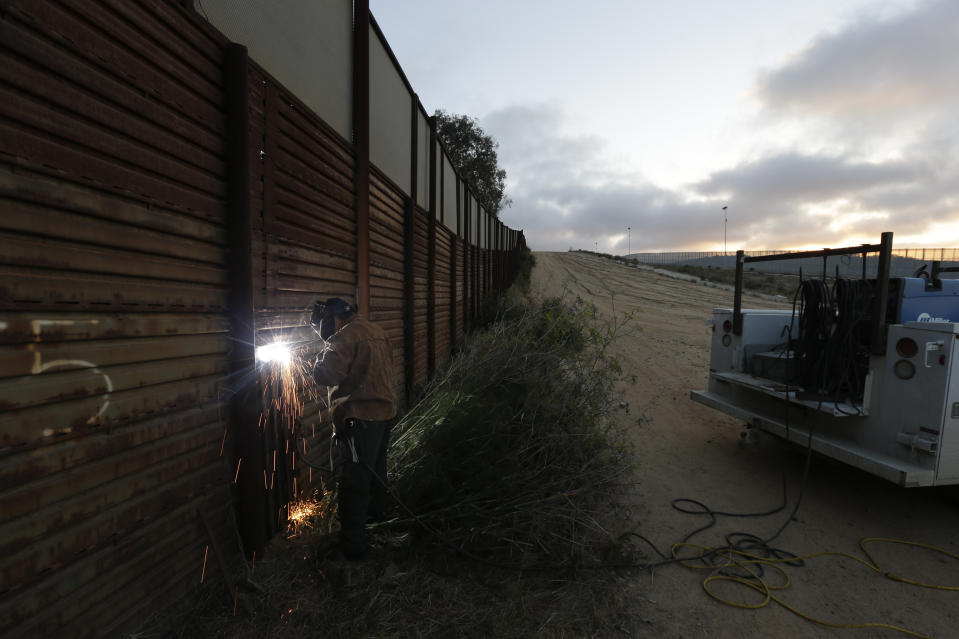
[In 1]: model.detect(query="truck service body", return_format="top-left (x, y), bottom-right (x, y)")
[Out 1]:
top-left (691, 233), bottom-right (959, 487)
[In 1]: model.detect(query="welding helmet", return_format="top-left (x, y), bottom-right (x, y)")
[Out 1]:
top-left (311, 298), bottom-right (354, 340)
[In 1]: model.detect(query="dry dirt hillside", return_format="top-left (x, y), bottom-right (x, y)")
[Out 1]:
top-left (532, 251), bottom-right (959, 639)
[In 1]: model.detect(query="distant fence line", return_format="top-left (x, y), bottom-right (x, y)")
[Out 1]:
top-left (626, 248), bottom-right (959, 265)
top-left (583, 247), bottom-right (959, 279)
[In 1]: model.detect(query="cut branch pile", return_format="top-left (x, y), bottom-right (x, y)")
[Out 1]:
top-left (386, 295), bottom-right (635, 567)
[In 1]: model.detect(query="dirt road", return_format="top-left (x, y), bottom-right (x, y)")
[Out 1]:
top-left (532, 252), bottom-right (959, 639)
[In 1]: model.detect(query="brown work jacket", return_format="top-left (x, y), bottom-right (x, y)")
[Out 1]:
top-left (313, 315), bottom-right (396, 429)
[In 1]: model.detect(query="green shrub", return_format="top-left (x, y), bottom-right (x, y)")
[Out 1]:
top-left (514, 246), bottom-right (536, 292)
top-left (387, 295), bottom-right (633, 566)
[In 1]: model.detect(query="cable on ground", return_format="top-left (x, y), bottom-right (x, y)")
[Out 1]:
top-left (677, 536), bottom-right (959, 639)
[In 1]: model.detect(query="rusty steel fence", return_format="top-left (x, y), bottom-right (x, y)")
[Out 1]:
top-left (0, 1), bottom-right (526, 636)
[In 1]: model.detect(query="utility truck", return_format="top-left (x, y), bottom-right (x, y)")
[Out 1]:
top-left (691, 232), bottom-right (959, 486)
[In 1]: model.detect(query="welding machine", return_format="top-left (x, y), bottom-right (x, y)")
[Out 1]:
top-left (691, 233), bottom-right (959, 487)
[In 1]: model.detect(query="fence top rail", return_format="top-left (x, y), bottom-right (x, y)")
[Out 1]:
top-left (628, 248), bottom-right (959, 261)
top-left (743, 242), bottom-right (883, 264)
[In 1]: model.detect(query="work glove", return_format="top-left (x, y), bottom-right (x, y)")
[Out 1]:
top-left (332, 418), bottom-right (356, 443)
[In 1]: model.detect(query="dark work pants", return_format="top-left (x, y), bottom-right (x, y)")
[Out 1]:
top-left (337, 418), bottom-right (392, 556)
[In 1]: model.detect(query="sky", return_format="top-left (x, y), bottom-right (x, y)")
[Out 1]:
top-left (370, 0), bottom-right (959, 253)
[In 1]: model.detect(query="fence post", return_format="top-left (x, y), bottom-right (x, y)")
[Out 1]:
top-left (427, 116), bottom-right (437, 377)
top-left (872, 232), bottom-right (894, 355)
top-left (475, 208), bottom-right (481, 309)
top-left (485, 213), bottom-right (490, 297)
top-left (224, 43), bottom-right (265, 559)
top-left (487, 213), bottom-right (492, 296)
top-left (353, 0), bottom-right (371, 316)
top-left (501, 222), bottom-right (506, 289)
top-left (481, 211), bottom-right (487, 301)
top-left (450, 228), bottom-right (457, 354)
top-left (472, 204), bottom-right (479, 319)
top-left (403, 94), bottom-right (418, 404)
top-left (733, 250), bottom-right (745, 336)
top-left (495, 220), bottom-right (501, 290)
top-left (463, 188), bottom-right (470, 330)
top-left (447, 161), bottom-right (457, 352)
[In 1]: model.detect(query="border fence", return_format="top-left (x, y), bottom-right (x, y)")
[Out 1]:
top-left (0, 1), bottom-right (525, 636)
top-left (625, 248), bottom-right (959, 278)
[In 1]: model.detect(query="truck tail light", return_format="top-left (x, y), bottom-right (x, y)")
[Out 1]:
top-left (896, 338), bottom-right (918, 358)
top-left (722, 320), bottom-right (732, 333)
top-left (893, 360), bottom-right (915, 380)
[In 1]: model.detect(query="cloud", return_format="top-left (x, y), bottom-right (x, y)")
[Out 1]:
top-left (719, 0), bottom-right (959, 245)
top-left (700, 153), bottom-right (919, 204)
top-left (757, 0), bottom-right (959, 125)
top-left (485, 104), bottom-right (726, 251)
top-left (693, 152), bottom-right (931, 246)
top-left (489, 0), bottom-right (959, 252)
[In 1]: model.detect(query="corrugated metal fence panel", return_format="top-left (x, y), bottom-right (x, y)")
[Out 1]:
top-left (260, 64), bottom-right (357, 311)
top-left (369, 169), bottom-right (406, 399)
top-left (0, 1), bottom-right (237, 637)
top-left (249, 56), bottom-right (357, 503)
top-left (481, 248), bottom-right (488, 298)
top-left (455, 238), bottom-right (466, 342)
top-left (0, 0), bottom-right (528, 633)
top-left (485, 248), bottom-right (492, 296)
top-left (412, 206), bottom-right (429, 387)
top-left (480, 248), bottom-right (487, 300)
top-left (434, 224), bottom-right (453, 363)
top-left (249, 63), bottom-right (268, 309)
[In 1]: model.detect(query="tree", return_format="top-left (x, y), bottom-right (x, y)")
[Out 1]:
top-left (433, 110), bottom-right (511, 217)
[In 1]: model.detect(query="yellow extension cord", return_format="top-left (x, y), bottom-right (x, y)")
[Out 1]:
top-left (671, 537), bottom-right (959, 639)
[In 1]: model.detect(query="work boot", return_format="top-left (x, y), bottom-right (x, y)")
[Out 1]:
top-left (319, 540), bottom-right (367, 562)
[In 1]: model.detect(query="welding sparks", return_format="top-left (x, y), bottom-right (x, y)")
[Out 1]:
top-left (255, 335), bottom-right (324, 529)
top-left (260, 341), bottom-right (315, 436)
top-left (288, 497), bottom-right (319, 534)
top-left (200, 545), bottom-right (209, 583)
top-left (255, 341), bottom-right (292, 366)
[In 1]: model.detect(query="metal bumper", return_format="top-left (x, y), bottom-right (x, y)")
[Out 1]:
top-left (690, 389), bottom-right (935, 487)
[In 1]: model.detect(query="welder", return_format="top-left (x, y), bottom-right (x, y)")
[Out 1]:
top-left (310, 298), bottom-right (396, 560)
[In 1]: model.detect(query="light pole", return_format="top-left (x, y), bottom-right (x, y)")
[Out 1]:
top-left (721, 206), bottom-right (728, 256)
top-left (594, 241), bottom-right (598, 252)
top-left (627, 226), bottom-right (631, 257)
